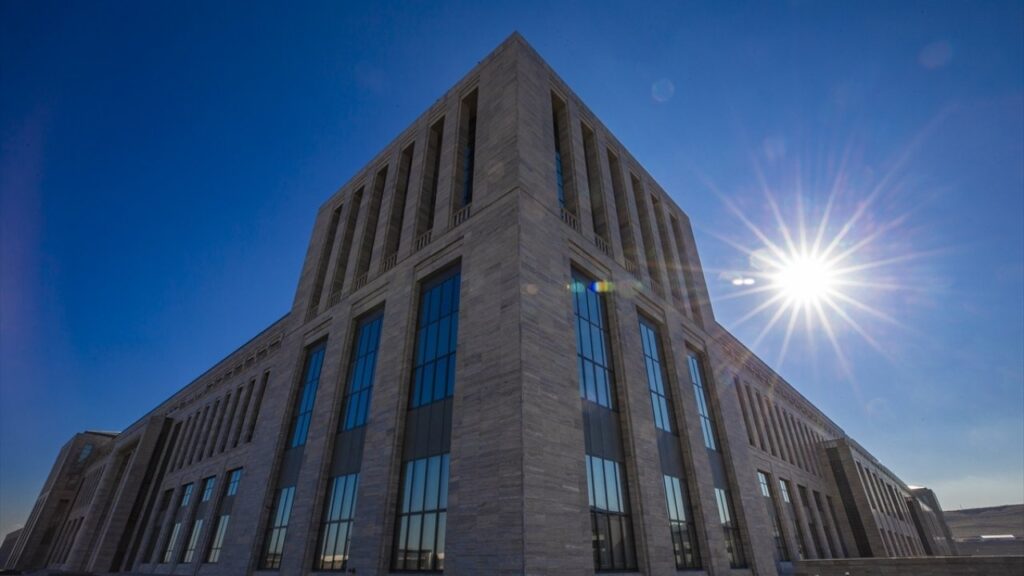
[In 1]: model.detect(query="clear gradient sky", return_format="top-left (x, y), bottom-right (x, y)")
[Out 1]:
top-left (2, 1), bottom-right (1022, 536)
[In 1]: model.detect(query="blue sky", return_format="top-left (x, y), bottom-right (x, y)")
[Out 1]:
top-left (1, 1), bottom-right (1021, 535)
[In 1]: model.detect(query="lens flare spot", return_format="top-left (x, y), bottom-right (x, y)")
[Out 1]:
top-left (651, 78), bottom-right (675, 103)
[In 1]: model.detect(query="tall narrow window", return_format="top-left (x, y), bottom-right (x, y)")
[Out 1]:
top-left (161, 522), bottom-right (181, 563)
top-left (145, 490), bottom-right (173, 562)
top-left (815, 491), bottom-right (839, 558)
top-left (688, 354), bottom-right (717, 451)
top-left (392, 266), bottom-right (460, 572)
top-left (663, 474), bottom-right (700, 569)
top-left (714, 487), bottom-right (746, 568)
top-left (205, 468), bottom-right (242, 564)
top-left (206, 515), bottom-right (229, 563)
top-left (162, 485), bottom-right (191, 564)
top-left (586, 455), bottom-right (637, 571)
top-left (607, 151), bottom-right (638, 270)
top-left (688, 352), bottom-right (747, 567)
top-left (416, 118), bottom-right (445, 239)
top-left (261, 486), bottom-right (296, 569)
top-left (289, 342), bottom-right (327, 448)
top-left (551, 92), bottom-right (575, 213)
top-left (342, 312), bottom-right (384, 430)
top-left (309, 205), bottom-right (343, 316)
top-left (580, 123), bottom-right (609, 245)
top-left (799, 485), bottom-right (826, 558)
top-left (316, 473), bottom-right (360, 571)
top-left (318, 312), bottom-right (382, 570)
top-left (394, 455), bottom-right (449, 571)
top-left (572, 271), bottom-right (638, 572)
top-left (453, 90), bottom-right (478, 211)
top-left (180, 483), bottom-right (194, 508)
top-left (780, 479), bottom-right (807, 559)
top-left (355, 165), bottom-right (389, 282)
top-left (639, 317), bottom-right (700, 568)
top-left (758, 471), bottom-right (791, 563)
top-left (410, 271), bottom-right (460, 408)
top-left (226, 468), bottom-right (242, 496)
top-left (201, 476), bottom-right (216, 502)
top-left (384, 144), bottom-right (415, 264)
top-left (181, 518), bottom-right (204, 563)
top-left (639, 319), bottom-right (672, 432)
top-left (330, 187), bottom-right (364, 298)
top-left (575, 276), bottom-right (613, 408)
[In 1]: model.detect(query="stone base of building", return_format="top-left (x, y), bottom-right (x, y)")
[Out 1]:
top-left (795, 556), bottom-right (1024, 576)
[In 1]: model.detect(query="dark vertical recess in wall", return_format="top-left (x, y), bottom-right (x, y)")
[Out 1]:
top-left (453, 91), bottom-right (478, 211)
top-left (385, 144), bottom-right (415, 260)
top-left (669, 215), bottom-right (704, 325)
top-left (416, 119), bottom-right (445, 238)
top-left (630, 174), bottom-right (662, 294)
top-left (355, 166), bottom-right (389, 280)
top-left (308, 205), bottom-right (343, 317)
top-left (245, 371), bottom-right (270, 444)
top-left (330, 187), bottom-right (364, 298)
top-left (827, 447), bottom-right (873, 557)
top-left (580, 123), bottom-right (609, 242)
top-left (113, 420), bottom-right (173, 571)
top-left (550, 92), bottom-right (576, 213)
top-left (607, 152), bottom-right (637, 268)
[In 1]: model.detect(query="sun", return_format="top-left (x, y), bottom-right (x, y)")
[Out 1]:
top-left (706, 177), bottom-right (913, 374)
top-left (697, 130), bottom-right (941, 376)
top-left (771, 252), bottom-right (838, 305)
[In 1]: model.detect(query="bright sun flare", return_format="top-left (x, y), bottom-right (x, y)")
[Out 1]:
top-left (771, 253), bottom-right (838, 305)
top-left (709, 181), bottom-right (910, 373)
top-left (702, 132), bottom-right (938, 375)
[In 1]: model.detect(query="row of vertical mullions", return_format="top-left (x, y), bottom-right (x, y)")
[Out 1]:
top-left (573, 264), bottom-right (758, 572)
top-left (257, 339), bottom-right (330, 570)
top-left (549, 88), bottom-right (697, 316)
top-left (310, 309), bottom-right (385, 572)
top-left (138, 430), bottom-right (191, 566)
top-left (309, 88), bottom-right (479, 316)
top-left (390, 265), bottom-right (461, 573)
top-left (769, 470), bottom-right (847, 562)
top-left (735, 378), bottom-right (831, 478)
top-left (857, 460), bottom-right (919, 557)
top-left (254, 265), bottom-right (461, 573)
top-left (757, 470), bottom-right (792, 563)
top-left (163, 370), bottom-right (268, 476)
top-left (685, 351), bottom-right (750, 569)
top-left (774, 472), bottom-right (847, 561)
top-left (572, 270), bottom-right (640, 571)
top-left (638, 316), bottom-right (704, 570)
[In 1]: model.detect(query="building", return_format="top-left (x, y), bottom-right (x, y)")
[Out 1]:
top-left (3, 33), bottom-right (961, 576)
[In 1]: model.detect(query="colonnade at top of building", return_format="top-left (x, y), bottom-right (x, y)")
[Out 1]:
top-left (294, 36), bottom-right (715, 330)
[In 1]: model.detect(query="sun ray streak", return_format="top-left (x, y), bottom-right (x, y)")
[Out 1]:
top-left (813, 299), bottom-right (853, 379)
top-left (820, 295), bottom-right (898, 365)
top-left (731, 291), bottom-right (790, 329)
top-left (776, 303), bottom-right (802, 367)
top-left (752, 298), bottom-right (795, 350)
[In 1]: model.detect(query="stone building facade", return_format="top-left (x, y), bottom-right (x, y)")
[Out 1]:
top-left (3, 34), bottom-right (957, 576)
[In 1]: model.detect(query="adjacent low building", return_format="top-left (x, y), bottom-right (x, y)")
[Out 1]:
top-left (3, 34), bottom-right (960, 576)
